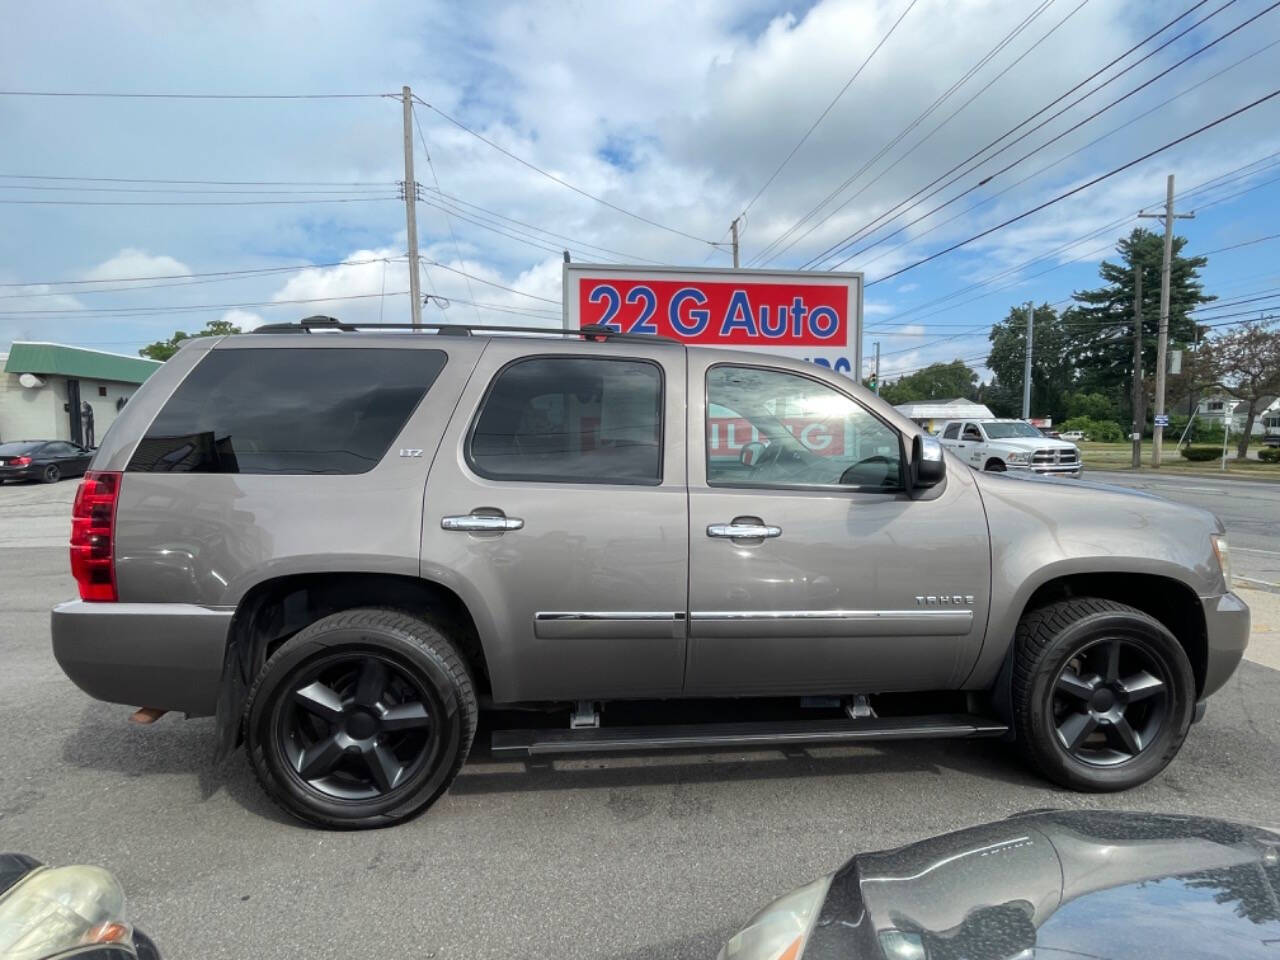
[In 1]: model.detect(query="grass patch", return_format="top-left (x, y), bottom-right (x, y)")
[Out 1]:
top-left (1078, 441), bottom-right (1280, 477)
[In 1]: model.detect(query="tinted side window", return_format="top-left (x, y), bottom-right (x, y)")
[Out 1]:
top-left (706, 365), bottom-right (903, 491)
top-left (468, 356), bottom-right (662, 484)
top-left (942, 423), bottom-right (960, 440)
top-left (962, 423), bottom-right (983, 441)
top-left (129, 348), bottom-right (445, 475)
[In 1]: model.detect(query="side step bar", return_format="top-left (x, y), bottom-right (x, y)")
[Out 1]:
top-left (490, 713), bottom-right (1007, 758)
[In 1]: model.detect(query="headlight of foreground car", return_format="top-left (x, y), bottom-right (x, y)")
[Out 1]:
top-left (1211, 533), bottom-right (1231, 590)
top-left (1005, 452), bottom-right (1029, 464)
top-left (0, 863), bottom-right (136, 959)
top-left (717, 875), bottom-right (832, 960)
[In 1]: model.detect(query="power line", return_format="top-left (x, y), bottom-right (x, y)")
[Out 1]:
top-left (411, 94), bottom-right (718, 248)
top-left (420, 193), bottom-right (619, 263)
top-left (736, 0), bottom-right (920, 220)
top-left (0, 256), bottom-right (404, 289)
top-left (0, 184), bottom-right (393, 195)
top-left (0, 196), bottom-right (398, 206)
top-left (410, 103), bottom-right (480, 323)
top-left (421, 260), bottom-right (561, 305)
top-left (750, 0), bottom-right (1075, 266)
top-left (867, 87), bottom-right (1280, 286)
top-left (826, 0), bottom-right (1280, 271)
top-left (798, 0), bottom-right (1228, 270)
top-left (0, 90), bottom-right (387, 100)
top-left (1199, 232), bottom-right (1280, 256)
top-left (0, 174), bottom-right (397, 186)
top-left (421, 185), bottom-right (662, 264)
top-left (852, 37), bottom-right (1280, 278)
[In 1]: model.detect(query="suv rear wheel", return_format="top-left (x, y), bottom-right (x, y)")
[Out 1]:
top-left (244, 608), bottom-right (476, 829)
top-left (1011, 598), bottom-right (1194, 791)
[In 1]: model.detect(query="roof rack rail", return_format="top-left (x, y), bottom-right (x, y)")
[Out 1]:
top-left (249, 316), bottom-right (679, 344)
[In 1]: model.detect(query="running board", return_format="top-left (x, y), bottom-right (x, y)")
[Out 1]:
top-left (490, 713), bottom-right (1007, 758)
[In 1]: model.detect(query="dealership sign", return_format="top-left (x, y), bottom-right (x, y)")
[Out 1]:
top-left (563, 264), bottom-right (863, 378)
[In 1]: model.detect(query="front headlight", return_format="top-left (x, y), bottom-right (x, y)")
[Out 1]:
top-left (717, 874), bottom-right (832, 960)
top-left (1211, 534), bottom-right (1231, 590)
top-left (0, 865), bottom-right (132, 960)
top-left (1005, 452), bottom-right (1029, 464)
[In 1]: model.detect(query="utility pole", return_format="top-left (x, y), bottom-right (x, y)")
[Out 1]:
top-left (1021, 300), bottom-right (1034, 420)
top-left (401, 85), bottom-right (423, 328)
top-left (730, 217), bottom-right (741, 268)
top-left (873, 341), bottom-right (881, 396)
top-left (1131, 266), bottom-right (1144, 469)
top-left (1138, 174), bottom-right (1193, 466)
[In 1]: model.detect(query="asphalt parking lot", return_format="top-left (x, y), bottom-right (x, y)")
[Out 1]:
top-left (1, 475), bottom-right (1278, 960)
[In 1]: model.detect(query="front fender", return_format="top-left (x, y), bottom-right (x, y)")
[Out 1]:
top-left (963, 473), bottom-right (1223, 689)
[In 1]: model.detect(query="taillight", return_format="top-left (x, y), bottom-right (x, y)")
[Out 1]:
top-left (11, 456), bottom-right (31, 466)
top-left (70, 471), bottom-right (121, 602)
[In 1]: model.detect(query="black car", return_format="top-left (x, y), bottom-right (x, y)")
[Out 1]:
top-left (719, 810), bottom-right (1280, 960)
top-left (0, 440), bottom-right (94, 484)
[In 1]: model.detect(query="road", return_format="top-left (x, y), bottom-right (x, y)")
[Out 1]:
top-left (1091, 471), bottom-right (1280, 588)
top-left (1, 478), bottom-right (1278, 960)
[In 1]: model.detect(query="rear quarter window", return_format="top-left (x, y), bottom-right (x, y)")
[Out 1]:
top-left (128, 347), bottom-right (446, 475)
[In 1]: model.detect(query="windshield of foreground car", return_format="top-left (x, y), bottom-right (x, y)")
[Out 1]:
top-left (983, 422), bottom-right (1045, 439)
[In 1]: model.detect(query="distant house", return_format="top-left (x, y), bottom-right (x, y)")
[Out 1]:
top-left (0, 342), bottom-right (161, 446)
top-left (1195, 394), bottom-right (1280, 436)
top-left (893, 398), bottom-right (994, 433)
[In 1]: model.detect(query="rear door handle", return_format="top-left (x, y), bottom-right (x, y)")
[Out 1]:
top-left (707, 522), bottom-right (781, 539)
top-left (441, 514), bottom-right (524, 532)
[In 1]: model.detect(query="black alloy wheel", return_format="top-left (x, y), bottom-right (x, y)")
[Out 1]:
top-left (1012, 598), bottom-right (1194, 792)
top-left (276, 653), bottom-right (437, 801)
top-left (42, 464), bottom-right (60, 483)
top-left (1051, 636), bottom-right (1170, 765)
top-left (245, 608), bottom-right (476, 829)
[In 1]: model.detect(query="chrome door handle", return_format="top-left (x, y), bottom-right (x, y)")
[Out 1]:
top-left (441, 514), bottom-right (524, 532)
top-left (707, 522), bottom-right (781, 539)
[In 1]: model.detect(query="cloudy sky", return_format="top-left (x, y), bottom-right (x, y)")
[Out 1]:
top-left (2, 0), bottom-right (1278, 380)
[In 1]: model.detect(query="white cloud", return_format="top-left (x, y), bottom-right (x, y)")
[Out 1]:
top-left (897, 283), bottom-right (919, 293)
top-left (863, 300), bottom-right (893, 316)
top-left (221, 309), bottom-right (264, 332)
top-left (83, 249), bottom-right (192, 284)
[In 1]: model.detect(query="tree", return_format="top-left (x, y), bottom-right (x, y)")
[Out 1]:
top-left (140, 319), bottom-right (242, 361)
top-left (1068, 227), bottom-right (1213, 421)
top-left (878, 359), bottom-right (979, 406)
top-left (1196, 317), bottom-right (1280, 458)
top-left (985, 303), bottom-right (1074, 420)
top-left (1065, 391), bottom-right (1117, 421)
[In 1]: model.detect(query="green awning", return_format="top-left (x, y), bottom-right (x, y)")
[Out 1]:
top-left (3, 341), bottom-right (162, 385)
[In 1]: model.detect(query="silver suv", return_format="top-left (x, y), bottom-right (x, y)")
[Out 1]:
top-left (51, 320), bottom-right (1249, 828)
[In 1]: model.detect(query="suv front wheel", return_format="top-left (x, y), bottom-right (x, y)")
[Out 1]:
top-left (1012, 598), bottom-right (1195, 791)
top-left (244, 608), bottom-right (476, 829)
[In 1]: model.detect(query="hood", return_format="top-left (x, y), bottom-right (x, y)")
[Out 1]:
top-left (981, 435), bottom-right (1074, 453)
top-left (804, 811), bottom-right (1280, 960)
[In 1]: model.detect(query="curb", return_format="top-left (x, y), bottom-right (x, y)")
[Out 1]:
top-left (1088, 468), bottom-right (1280, 485)
top-left (1236, 577), bottom-right (1280, 596)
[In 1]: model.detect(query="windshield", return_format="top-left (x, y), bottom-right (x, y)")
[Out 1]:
top-left (983, 422), bottom-right (1044, 439)
top-left (0, 442), bottom-right (42, 455)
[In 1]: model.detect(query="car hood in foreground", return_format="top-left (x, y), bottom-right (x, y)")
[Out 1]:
top-left (803, 810), bottom-right (1280, 960)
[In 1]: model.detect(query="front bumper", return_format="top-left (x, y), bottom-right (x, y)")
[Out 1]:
top-left (51, 600), bottom-right (232, 717)
top-left (1009, 463), bottom-right (1083, 478)
top-left (1201, 591), bottom-right (1250, 698)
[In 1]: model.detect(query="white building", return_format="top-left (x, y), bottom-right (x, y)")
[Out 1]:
top-left (0, 342), bottom-right (162, 447)
top-left (893, 398), bottom-right (994, 434)
top-left (1196, 394), bottom-right (1280, 436)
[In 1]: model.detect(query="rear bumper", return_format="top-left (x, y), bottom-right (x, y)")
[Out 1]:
top-left (0, 467), bottom-right (37, 481)
top-left (1201, 591), bottom-right (1250, 698)
top-left (51, 600), bottom-right (231, 717)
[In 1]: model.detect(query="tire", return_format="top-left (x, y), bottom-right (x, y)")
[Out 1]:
top-left (244, 607), bottom-right (476, 829)
top-left (984, 459), bottom-right (1007, 472)
top-left (42, 464), bottom-right (60, 483)
top-left (1012, 598), bottom-right (1195, 792)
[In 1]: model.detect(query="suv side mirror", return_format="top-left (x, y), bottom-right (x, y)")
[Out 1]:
top-left (909, 434), bottom-right (946, 491)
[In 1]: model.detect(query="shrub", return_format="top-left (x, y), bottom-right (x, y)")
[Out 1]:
top-left (1180, 445), bottom-right (1221, 462)
top-left (1259, 446), bottom-right (1280, 463)
top-left (1061, 416), bottom-right (1125, 442)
